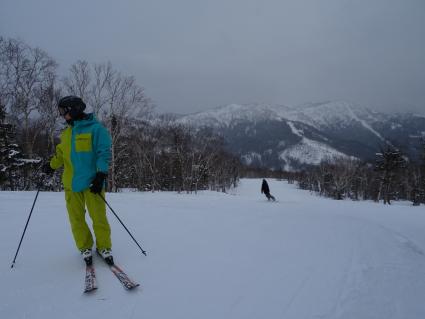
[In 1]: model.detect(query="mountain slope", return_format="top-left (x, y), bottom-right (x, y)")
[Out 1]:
top-left (176, 101), bottom-right (425, 169)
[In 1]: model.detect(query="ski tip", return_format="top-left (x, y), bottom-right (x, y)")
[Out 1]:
top-left (84, 287), bottom-right (98, 294)
top-left (126, 283), bottom-right (140, 290)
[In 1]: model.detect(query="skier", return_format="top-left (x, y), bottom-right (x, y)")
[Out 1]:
top-left (261, 179), bottom-right (276, 201)
top-left (43, 96), bottom-right (114, 266)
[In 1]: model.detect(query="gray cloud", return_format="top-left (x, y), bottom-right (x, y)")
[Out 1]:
top-left (1, 0), bottom-right (424, 114)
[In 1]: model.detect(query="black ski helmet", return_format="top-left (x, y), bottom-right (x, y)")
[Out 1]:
top-left (57, 96), bottom-right (86, 119)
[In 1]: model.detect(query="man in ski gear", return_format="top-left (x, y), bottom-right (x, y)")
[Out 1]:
top-left (261, 179), bottom-right (276, 201)
top-left (47, 96), bottom-right (114, 266)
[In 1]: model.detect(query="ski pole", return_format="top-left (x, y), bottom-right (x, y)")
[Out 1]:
top-left (98, 193), bottom-right (147, 256)
top-left (11, 188), bottom-right (41, 268)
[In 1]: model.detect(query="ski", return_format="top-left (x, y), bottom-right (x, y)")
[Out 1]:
top-left (108, 264), bottom-right (140, 290)
top-left (96, 252), bottom-right (139, 290)
top-left (84, 264), bottom-right (97, 293)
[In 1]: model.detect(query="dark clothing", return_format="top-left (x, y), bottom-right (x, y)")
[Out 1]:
top-left (261, 179), bottom-right (270, 194)
top-left (261, 179), bottom-right (276, 201)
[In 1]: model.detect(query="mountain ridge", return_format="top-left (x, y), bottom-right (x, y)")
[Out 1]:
top-left (172, 101), bottom-right (425, 170)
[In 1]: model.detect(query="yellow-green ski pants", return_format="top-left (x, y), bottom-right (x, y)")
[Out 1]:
top-left (65, 189), bottom-right (111, 251)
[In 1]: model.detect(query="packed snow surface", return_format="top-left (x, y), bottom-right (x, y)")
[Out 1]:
top-left (1, 179), bottom-right (425, 319)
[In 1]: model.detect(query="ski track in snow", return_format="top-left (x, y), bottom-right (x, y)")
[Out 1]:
top-left (1, 179), bottom-right (425, 319)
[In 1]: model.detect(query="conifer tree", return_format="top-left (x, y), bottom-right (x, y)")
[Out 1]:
top-left (0, 103), bottom-right (24, 189)
top-left (375, 145), bottom-right (407, 204)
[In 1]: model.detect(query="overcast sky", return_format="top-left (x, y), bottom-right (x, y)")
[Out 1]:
top-left (1, 0), bottom-right (424, 114)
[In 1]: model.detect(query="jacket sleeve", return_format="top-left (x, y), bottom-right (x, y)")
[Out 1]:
top-left (94, 124), bottom-right (112, 173)
top-left (50, 137), bottom-right (64, 170)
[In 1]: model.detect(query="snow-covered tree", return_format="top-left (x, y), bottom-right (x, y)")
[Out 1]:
top-left (0, 103), bottom-right (25, 189)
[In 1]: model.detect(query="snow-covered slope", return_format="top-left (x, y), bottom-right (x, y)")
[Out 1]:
top-left (177, 103), bottom-right (292, 128)
top-left (282, 121), bottom-right (352, 166)
top-left (279, 137), bottom-right (352, 168)
top-left (1, 181), bottom-right (425, 319)
top-left (285, 101), bottom-right (387, 141)
top-left (177, 101), bottom-right (377, 130)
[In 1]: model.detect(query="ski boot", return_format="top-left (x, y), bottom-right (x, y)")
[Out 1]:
top-left (81, 248), bottom-right (93, 266)
top-left (97, 248), bottom-right (114, 266)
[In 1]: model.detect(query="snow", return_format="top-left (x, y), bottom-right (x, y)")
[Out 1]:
top-left (391, 123), bottom-right (402, 130)
top-left (279, 137), bottom-right (351, 166)
top-left (177, 103), bottom-right (289, 128)
top-left (287, 101), bottom-right (387, 142)
top-left (241, 152), bottom-right (262, 165)
top-left (177, 101), bottom-right (389, 146)
top-left (18, 159), bottom-right (41, 164)
top-left (283, 121), bottom-right (351, 166)
top-left (287, 121), bottom-right (304, 137)
top-left (1, 179), bottom-right (425, 319)
top-left (8, 150), bottom-right (20, 157)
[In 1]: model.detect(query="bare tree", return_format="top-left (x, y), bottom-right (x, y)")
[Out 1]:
top-left (0, 37), bottom-right (9, 104)
top-left (117, 119), bottom-right (240, 193)
top-left (37, 72), bottom-right (62, 155)
top-left (63, 60), bottom-right (91, 102)
top-left (104, 71), bottom-right (152, 192)
top-left (191, 129), bottom-right (228, 193)
top-left (325, 158), bottom-right (359, 200)
top-left (90, 62), bottom-right (113, 116)
top-left (0, 38), bottom-right (57, 157)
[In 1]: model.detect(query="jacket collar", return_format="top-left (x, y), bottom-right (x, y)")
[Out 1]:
top-left (69, 113), bottom-right (96, 128)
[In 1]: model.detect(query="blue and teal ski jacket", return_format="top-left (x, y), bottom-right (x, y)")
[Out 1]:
top-left (50, 114), bottom-right (112, 192)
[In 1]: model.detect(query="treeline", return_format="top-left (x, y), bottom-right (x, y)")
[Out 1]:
top-left (0, 36), bottom-right (240, 192)
top-left (111, 119), bottom-right (240, 192)
top-left (294, 146), bottom-right (425, 205)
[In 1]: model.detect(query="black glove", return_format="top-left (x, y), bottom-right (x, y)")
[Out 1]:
top-left (42, 162), bottom-right (55, 175)
top-left (90, 172), bottom-right (107, 194)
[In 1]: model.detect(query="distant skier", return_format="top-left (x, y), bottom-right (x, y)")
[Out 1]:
top-left (261, 179), bottom-right (276, 201)
top-left (43, 96), bottom-right (114, 266)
